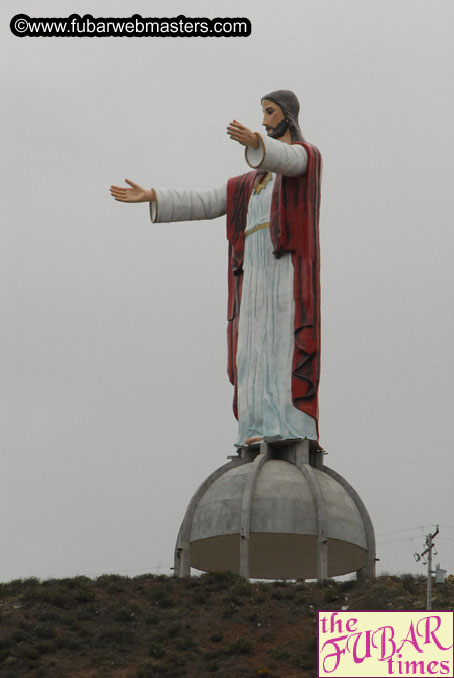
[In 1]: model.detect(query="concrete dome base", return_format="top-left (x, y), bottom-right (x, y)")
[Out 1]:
top-left (174, 440), bottom-right (375, 581)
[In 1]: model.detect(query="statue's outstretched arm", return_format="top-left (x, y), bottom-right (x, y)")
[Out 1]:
top-left (245, 135), bottom-right (307, 177)
top-left (150, 185), bottom-right (227, 224)
top-left (110, 178), bottom-right (226, 224)
top-left (226, 120), bottom-right (307, 177)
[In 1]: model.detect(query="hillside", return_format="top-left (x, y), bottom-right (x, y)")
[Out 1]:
top-left (0, 572), bottom-right (453, 677)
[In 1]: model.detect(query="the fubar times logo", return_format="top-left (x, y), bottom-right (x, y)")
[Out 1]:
top-left (318, 610), bottom-right (453, 677)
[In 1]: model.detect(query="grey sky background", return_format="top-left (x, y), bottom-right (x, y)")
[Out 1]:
top-left (2, 0), bottom-right (453, 582)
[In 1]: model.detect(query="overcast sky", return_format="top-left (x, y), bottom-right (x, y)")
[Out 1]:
top-left (2, 0), bottom-right (453, 583)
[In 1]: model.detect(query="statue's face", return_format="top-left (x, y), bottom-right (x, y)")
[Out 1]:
top-left (261, 99), bottom-right (286, 137)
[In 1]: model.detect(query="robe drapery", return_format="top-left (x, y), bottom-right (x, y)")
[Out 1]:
top-left (226, 142), bottom-right (322, 437)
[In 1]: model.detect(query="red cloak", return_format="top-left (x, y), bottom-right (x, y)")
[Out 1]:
top-left (226, 141), bottom-right (322, 437)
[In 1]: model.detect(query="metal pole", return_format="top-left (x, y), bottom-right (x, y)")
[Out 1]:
top-left (427, 534), bottom-right (432, 610)
top-left (420, 526), bottom-right (439, 611)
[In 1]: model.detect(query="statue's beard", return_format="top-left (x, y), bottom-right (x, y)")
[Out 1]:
top-left (268, 118), bottom-right (289, 139)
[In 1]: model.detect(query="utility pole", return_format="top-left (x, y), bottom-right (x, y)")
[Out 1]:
top-left (415, 525), bottom-right (439, 610)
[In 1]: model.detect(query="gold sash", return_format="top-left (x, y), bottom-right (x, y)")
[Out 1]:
top-left (245, 221), bottom-right (270, 238)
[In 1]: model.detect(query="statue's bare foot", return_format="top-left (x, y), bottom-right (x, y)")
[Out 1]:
top-left (244, 436), bottom-right (263, 446)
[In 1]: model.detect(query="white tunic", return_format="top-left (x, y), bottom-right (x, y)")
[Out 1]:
top-left (150, 135), bottom-right (317, 445)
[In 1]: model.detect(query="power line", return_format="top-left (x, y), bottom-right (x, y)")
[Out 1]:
top-left (72, 564), bottom-right (173, 578)
top-left (377, 528), bottom-right (454, 551)
top-left (376, 525), bottom-right (438, 537)
top-left (377, 537), bottom-right (418, 546)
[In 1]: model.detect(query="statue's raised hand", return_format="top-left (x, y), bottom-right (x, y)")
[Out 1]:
top-left (226, 120), bottom-right (260, 149)
top-left (110, 179), bottom-right (155, 203)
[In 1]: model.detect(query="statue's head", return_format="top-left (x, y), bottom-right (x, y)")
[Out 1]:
top-left (261, 90), bottom-right (304, 142)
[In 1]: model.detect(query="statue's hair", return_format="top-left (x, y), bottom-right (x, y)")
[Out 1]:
top-left (261, 89), bottom-right (305, 142)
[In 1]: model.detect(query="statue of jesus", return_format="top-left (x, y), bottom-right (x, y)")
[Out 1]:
top-left (110, 90), bottom-right (322, 447)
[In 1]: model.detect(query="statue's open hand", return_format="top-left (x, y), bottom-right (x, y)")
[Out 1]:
top-left (226, 120), bottom-right (259, 149)
top-left (110, 179), bottom-right (153, 203)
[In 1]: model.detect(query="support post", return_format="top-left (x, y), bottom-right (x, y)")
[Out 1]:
top-left (239, 442), bottom-right (269, 580)
top-left (297, 457), bottom-right (329, 581)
